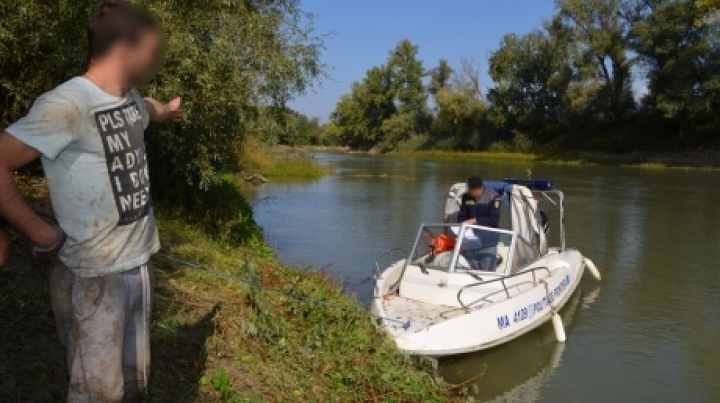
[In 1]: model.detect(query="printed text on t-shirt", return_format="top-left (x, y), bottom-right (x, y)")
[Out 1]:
top-left (94, 101), bottom-right (151, 225)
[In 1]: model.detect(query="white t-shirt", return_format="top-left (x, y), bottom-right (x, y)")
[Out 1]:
top-left (6, 77), bottom-right (160, 277)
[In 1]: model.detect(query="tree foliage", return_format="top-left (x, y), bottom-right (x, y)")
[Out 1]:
top-left (429, 59), bottom-right (453, 96)
top-left (140, 0), bottom-right (325, 200)
top-left (629, 0), bottom-right (720, 136)
top-left (275, 109), bottom-right (323, 146)
top-left (330, 40), bottom-right (428, 150)
top-left (0, 0), bottom-right (326, 222)
top-left (488, 28), bottom-right (575, 137)
top-left (330, 65), bottom-right (396, 149)
top-left (558, 0), bottom-right (635, 122)
top-left (388, 40), bottom-right (427, 117)
top-left (433, 58), bottom-right (489, 141)
top-left (331, 0), bottom-right (720, 152)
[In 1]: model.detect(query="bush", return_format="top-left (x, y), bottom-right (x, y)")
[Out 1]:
top-left (397, 134), bottom-right (430, 152)
top-left (0, 0), bottom-right (326, 241)
top-left (236, 137), bottom-right (332, 179)
top-left (141, 0), bottom-right (325, 204)
top-left (487, 141), bottom-right (512, 152)
top-left (511, 131), bottom-right (534, 152)
top-left (156, 173), bottom-right (266, 246)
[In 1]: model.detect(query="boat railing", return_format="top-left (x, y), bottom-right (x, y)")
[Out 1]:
top-left (373, 248), bottom-right (407, 280)
top-left (456, 266), bottom-right (552, 310)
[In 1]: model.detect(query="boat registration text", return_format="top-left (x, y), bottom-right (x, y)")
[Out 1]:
top-left (496, 275), bottom-right (571, 330)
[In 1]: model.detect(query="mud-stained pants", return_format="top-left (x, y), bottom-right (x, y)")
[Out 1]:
top-left (50, 263), bottom-right (153, 403)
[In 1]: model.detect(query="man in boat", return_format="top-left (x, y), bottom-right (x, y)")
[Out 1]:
top-left (456, 176), bottom-right (504, 271)
top-left (457, 175), bottom-right (502, 228)
top-left (0, 1), bottom-right (183, 401)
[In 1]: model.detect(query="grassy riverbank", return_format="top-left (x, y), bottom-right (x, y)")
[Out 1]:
top-left (391, 149), bottom-right (720, 170)
top-left (240, 139), bottom-right (334, 179)
top-left (281, 140), bottom-right (720, 170)
top-left (0, 174), bottom-right (454, 402)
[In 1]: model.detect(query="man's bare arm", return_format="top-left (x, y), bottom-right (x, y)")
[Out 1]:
top-left (144, 97), bottom-right (183, 123)
top-left (0, 131), bottom-right (58, 248)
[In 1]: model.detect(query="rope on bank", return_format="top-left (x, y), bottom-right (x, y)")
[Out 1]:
top-left (155, 253), bottom-right (412, 330)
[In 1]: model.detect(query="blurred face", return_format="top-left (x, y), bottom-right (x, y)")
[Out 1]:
top-left (468, 187), bottom-right (483, 198)
top-left (121, 30), bottom-right (163, 86)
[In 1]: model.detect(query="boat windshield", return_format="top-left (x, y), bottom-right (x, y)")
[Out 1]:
top-left (409, 224), bottom-right (516, 274)
top-left (510, 236), bottom-right (541, 273)
top-left (410, 225), bottom-right (458, 272)
top-left (453, 226), bottom-right (514, 274)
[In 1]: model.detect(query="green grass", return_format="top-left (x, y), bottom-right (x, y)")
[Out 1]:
top-left (255, 154), bottom-right (333, 179)
top-left (0, 175), bottom-right (454, 402)
top-left (239, 139), bottom-right (334, 180)
top-left (393, 149), bottom-right (720, 170)
top-left (394, 150), bottom-right (540, 162)
top-left (148, 215), bottom-right (448, 402)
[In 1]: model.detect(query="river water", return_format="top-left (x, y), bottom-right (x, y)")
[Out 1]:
top-left (246, 153), bottom-right (720, 402)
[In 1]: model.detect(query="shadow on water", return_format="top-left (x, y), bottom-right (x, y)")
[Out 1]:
top-left (439, 284), bottom-right (600, 402)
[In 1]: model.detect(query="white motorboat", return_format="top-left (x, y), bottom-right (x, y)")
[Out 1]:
top-left (370, 177), bottom-right (600, 356)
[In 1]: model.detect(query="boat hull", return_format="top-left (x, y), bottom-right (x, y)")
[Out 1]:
top-left (370, 250), bottom-right (586, 356)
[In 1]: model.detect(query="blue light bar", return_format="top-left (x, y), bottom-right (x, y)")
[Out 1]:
top-left (503, 178), bottom-right (554, 191)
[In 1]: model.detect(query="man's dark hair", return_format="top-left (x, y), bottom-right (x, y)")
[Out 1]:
top-left (467, 175), bottom-right (483, 190)
top-left (88, 0), bottom-right (159, 60)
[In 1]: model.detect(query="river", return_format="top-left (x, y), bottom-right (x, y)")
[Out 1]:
top-left (245, 152), bottom-right (720, 402)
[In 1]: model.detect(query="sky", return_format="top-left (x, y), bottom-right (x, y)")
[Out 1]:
top-left (288, 0), bottom-right (558, 121)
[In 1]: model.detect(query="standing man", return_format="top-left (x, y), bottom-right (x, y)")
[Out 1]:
top-left (457, 175), bottom-right (502, 228)
top-left (0, 1), bottom-right (183, 401)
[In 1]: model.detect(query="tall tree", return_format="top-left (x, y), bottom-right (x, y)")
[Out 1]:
top-left (433, 88), bottom-right (488, 140)
top-left (630, 0), bottom-right (720, 137)
top-left (488, 28), bottom-right (575, 138)
top-left (432, 57), bottom-right (489, 141)
top-left (330, 65), bottom-right (396, 149)
top-left (557, 0), bottom-right (635, 123)
top-left (429, 59), bottom-right (454, 96)
top-left (387, 40), bottom-right (428, 118)
top-left (383, 40), bottom-right (429, 149)
top-left (331, 40), bottom-right (430, 150)
top-left (451, 57), bottom-right (484, 100)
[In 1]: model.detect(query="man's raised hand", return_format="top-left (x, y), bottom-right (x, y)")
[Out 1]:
top-left (167, 97), bottom-right (183, 122)
top-left (144, 97), bottom-right (184, 123)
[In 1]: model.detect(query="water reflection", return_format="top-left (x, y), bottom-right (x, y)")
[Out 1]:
top-left (440, 285), bottom-right (596, 401)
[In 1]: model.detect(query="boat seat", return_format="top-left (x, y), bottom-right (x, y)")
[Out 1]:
top-left (398, 265), bottom-right (517, 308)
top-left (456, 243), bottom-right (511, 273)
top-left (399, 266), bottom-right (467, 307)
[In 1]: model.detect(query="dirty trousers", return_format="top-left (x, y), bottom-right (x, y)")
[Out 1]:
top-left (50, 263), bottom-right (153, 403)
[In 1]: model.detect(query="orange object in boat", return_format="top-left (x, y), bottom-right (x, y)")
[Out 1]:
top-left (431, 234), bottom-right (455, 255)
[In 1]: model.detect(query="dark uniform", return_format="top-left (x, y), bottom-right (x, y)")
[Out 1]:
top-left (457, 188), bottom-right (502, 228)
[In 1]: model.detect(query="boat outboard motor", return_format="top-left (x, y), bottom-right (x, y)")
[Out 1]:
top-left (540, 210), bottom-right (550, 236)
